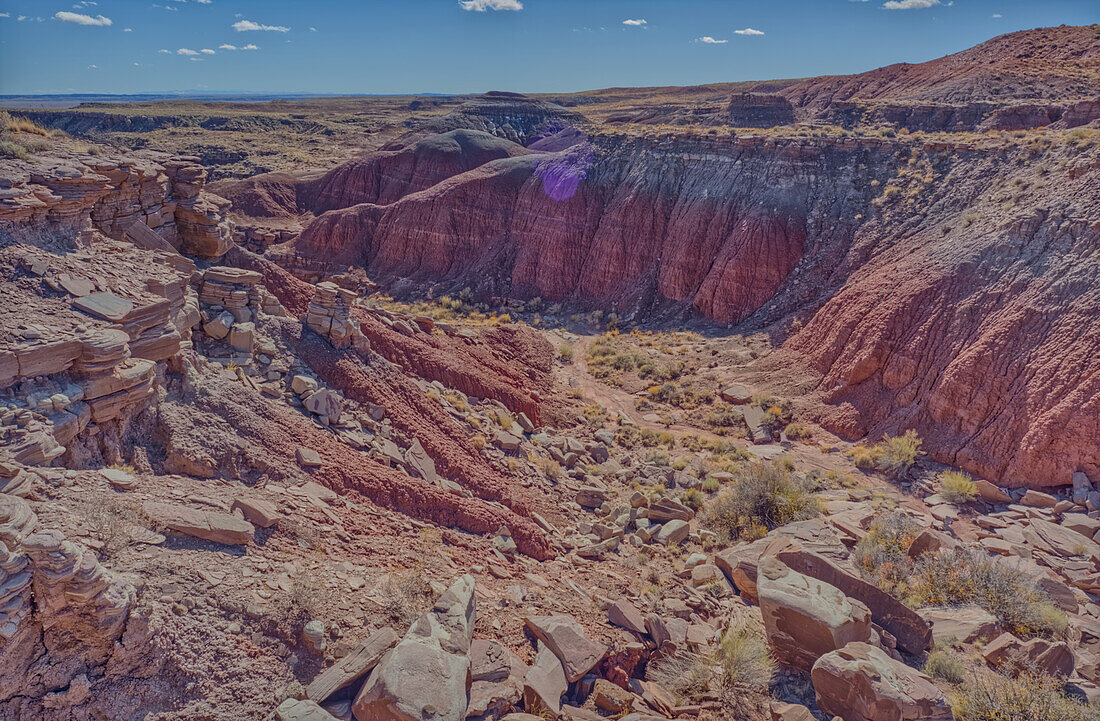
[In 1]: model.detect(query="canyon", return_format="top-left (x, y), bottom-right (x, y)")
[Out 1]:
top-left (0, 22), bottom-right (1099, 721)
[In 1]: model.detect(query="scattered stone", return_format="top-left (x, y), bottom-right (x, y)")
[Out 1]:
top-left (142, 502), bottom-right (254, 545)
top-left (523, 614), bottom-right (608, 682)
top-left (918, 605), bottom-right (999, 645)
top-left (1021, 489), bottom-right (1058, 508)
top-left (276, 698), bottom-right (341, 721)
top-left (307, 628), bottom-right (398, 703)
top-left (296, 447), bottom-right (323, 468)
top-left (353, 575), bottom-right (476, 721)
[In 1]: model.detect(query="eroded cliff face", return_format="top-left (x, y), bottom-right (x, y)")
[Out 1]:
top-left (286, 126), bottom-right (1100, 488)
top-left (292, 134), bottom-right (892, 325)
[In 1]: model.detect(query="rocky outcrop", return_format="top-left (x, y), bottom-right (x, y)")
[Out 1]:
top-left (302, 129), bottom-right (533, 215)
top-left (780, 25), bottom-right (1100, 109)
top-left (0, 151), bottom-right (233, 257)
top-left (353, 574), bottom-right (476, 721)
top-left (757, 556), bottom-right (872, 671)
top-left (0, 496), bottom-right (135, 703)
top-left (727, 93), bottom-right (795, 128)
top-left (414, 92), bottom-right (587, 146)
top-left (291, 133), bottom-right (856, 325)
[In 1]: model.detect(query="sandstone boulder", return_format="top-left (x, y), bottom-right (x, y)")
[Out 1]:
top-left (757, 556), bottom-right (872, 670)
top-left (607, 599), bottom-right (647, 635)
top-left (353, 575), bottom-right (476, 721)
top-left (918, 605), bottom-right (999, 645)
top-left (523, 614), bottom-right (607, 682)
top-left (769, 542), bottom-right (932, 654)
top-left (142, 502), bottom-right (254, 545)
top-left (982, 632), bottom-right (1075, 678)
top-left (277, 698), bottom-right (341, 721)
top-left (523, 643), bottom-right (567, 714)
top-left (811, 642), bottom-right (951, 721)
top-left (467, 639), bottom-right (526, 721)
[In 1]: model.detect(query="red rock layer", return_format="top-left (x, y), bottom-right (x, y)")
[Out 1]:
top-left (766, 146), bottom-right (1100, 488)
top-left (780, 25), bottom-right (1100, 109)
top-left (292, 125), bottom-right (1100, 488)
top-left (293, 135), bottom-right (840, 325)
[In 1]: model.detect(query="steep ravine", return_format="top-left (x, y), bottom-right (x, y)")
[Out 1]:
top-left (284, 129), bottom-right (1100, 488)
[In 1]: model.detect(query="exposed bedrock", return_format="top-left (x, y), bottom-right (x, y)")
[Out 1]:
top-left (291, 134), bottom-right (877, 325)
top-left (288, 125), bottom-right (1100, 488)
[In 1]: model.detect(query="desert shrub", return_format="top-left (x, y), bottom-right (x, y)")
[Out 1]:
top-left (874, 430), bottom-right (922, 477)
top-left (681, 488), bottom-right (705, 511)
top-left (848, 430), bottom-right (922, 477)
top-left (701, 461), bottom-right (820, 543)
top-left (470, 434), bottom-right (487, 450)
top-left (701, 477), bottom-right (721, 493)
top-left (910, 548), bottom-right (1067, 638)
top-left (0, 140), bottom-right (28, 160)
top-left (847, 444), bottom-right (878, 470)
top-left (715, 619), bottom-right (774, 693)
top-left (784, 422), bottom-right (812, 441)
top-left (646, 617), bottom-right (773, 708)
top-left (647, 651), bottom-right (714, 703)
top-left (0, 112), bottom-right (48, 136)
top-left (615, 425), bottom-right (640, 447)
top-left (374, 571), bottom-right (433, 627)
top-left (558, 343), bottom-right (574, 362)
top-left (852, 511), bottom-right (921, 592)
top-left (705, 403), bottom-right (743, 430)
top-left (583, 403), bottom-right (609, 427)
top-left (952, 671), bottom-right (1100, 721)
top-left (532, 455), bottom-right (563, 481)
top-left (938, 470), bottom-right (978, 504)
top-left (81, 496), bottom-right (149, 557)
top-left (924, 649), bottom-right (967, 685)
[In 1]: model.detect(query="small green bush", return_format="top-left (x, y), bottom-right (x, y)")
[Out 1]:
top-left (938, 469), bottom-right (978, 504)
top-left (910, 548), bottom-right (1067, 638)
top-left (924, 649), bottom-right (966, 685)
top-left (952, 671), bottom-right (1100, 721)
top-left (853, 511), bottom-right (921, 592)
top-left (874, 430), bottom-right (922, 477)
top-left (681, 488), bottom-right (705, 511)
top-left (701, 461), bottom-right (820, 543)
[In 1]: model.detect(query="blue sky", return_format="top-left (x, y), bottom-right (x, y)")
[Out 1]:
top-left (0, 0), bottom-right (1097, 95)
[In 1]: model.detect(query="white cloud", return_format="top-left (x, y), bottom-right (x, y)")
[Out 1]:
top-left (201, 48), bottom-right (215, 54)
top-left (123, 27), bottom-right (132, 32)
top-left (0, 12), bottom-right (9, 18)
top-left (733, 27), bottom-right (764, 36)
top-left (87, 64), bottom-right (97, 69)
top-left (189, 57), bottom-right (203, 62)
top-left (219, 43), bottom-right (260, 51)
top-left (177, 47), bottom-right (199, 55)
top-left (309, 26), bottom-right (317, 31)
top-left (622, 18), bottom-right (647, 26)
top-left (158, 48), bottom-right (170, 53)
top-left (233, 19), bottom-right (289, 31)
top-left (219, 43), bottom-right (237, 50)
top-left (883, 0), bottom-right (939, 8)
top-left (54, 11), bottom-right (112, 26)
top-left (133, 62), bottom-right (140, 66)
top-left (242, 43), bottom-right (259, 50)
top-left (992, 12), bottom-right (1002, 17)
top-left (696, 36), bottom-right (727, 44)
top-left (459, 0), bottom-right (523, 10)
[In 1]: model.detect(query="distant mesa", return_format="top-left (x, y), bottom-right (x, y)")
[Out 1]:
top-left (727, 93), bottom-right (795, 128)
